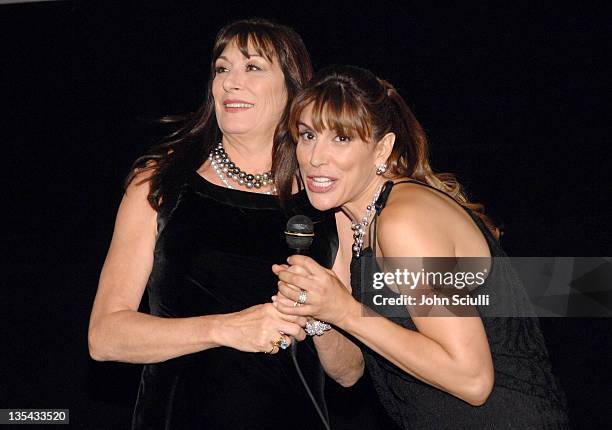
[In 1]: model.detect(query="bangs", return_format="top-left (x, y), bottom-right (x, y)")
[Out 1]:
top-left (214, 26), bottom-right (278, 64)
top-left (290, 83), bottom-right (372, 142)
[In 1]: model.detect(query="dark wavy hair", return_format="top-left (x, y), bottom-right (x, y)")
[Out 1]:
top-left (125, 18), bottom-right (313, 209)
top-left (283, 65), bottom-right (500, 239)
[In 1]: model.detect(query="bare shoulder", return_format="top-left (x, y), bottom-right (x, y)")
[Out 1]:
top-left (125, 162), bottom-right (156, 199)
top-left (120, 166), bottom-right (158, 231)
top-left (377, 184), bottom-right (453, 257)
top-left (377, 182), bottom-right (486, 257)
top-left (383, 182), bottom-right (461, 222)
top-left (103, 166), bottom-right (159, 272)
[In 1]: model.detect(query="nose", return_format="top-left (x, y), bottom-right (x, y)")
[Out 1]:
top-left (222, 69), bottom-right (243, 92)
top-left (309, 141), bottom-right (329, 168)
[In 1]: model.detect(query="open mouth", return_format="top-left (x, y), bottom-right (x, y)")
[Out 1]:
top-left (223, 101), bottom-right (255, 112)
top-left (306, 176), bottom-right (338, 193)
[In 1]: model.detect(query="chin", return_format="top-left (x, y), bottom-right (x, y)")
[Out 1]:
top-left (217, 114), bottom-right (257, 134)
top-left (305, 191), bottom-right (339, 211)
top-left (219, 123), bottom-right (255, 135)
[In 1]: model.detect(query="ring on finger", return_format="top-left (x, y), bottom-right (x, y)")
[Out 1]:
top-left (278, 334), bottom-right (290, 350)
top-left (305, 319), bottom-right (332, 336)
top-left (272, 334), bottom-right (290, 350)
top-left (297, 289), bottom-right (307, 305)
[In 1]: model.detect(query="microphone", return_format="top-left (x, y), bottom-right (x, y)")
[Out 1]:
top-left (283, 215), bottom-right (331, 430)
top-left (285, 214), bottom-right (314, 255)
top-left (284, 215), bottom-right (315, 357)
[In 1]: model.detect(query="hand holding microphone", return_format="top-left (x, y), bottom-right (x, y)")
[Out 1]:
top-left (273, 254), bottom-right (355, 328)
top-left (278, 216), bottom-right (331, 333)
top-left (273, 215), bottom-right (347, 331)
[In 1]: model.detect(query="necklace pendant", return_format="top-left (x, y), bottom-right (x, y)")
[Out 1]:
top-left (351, 183), bottom-right (385, 258)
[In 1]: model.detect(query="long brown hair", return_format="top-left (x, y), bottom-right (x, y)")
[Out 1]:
top-left (284, 65), bottom-right (500, 239)
top-left (125, 18), bottom-right (313, 210)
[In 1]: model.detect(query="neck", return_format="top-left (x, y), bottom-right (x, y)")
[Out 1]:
top-left (341, 176), bottom-right (387, 224)
top-left (222, 133), bottom-right (274, 173)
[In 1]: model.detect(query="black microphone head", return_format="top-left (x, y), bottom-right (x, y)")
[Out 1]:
top-left (285, 215), bottom-right (314, 252)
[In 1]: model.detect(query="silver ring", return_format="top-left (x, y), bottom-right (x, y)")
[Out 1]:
top-left (305, 320), bottom-right (332, 336)
top-left (297, 290), bottom-right (307, 305)
top-left (272, 334), bottom-right (290, 350)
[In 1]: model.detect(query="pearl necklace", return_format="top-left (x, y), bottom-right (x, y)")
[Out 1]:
top-left (209, 142), bottom-right (277, 195)
top-left (351, 183), bottom-right (385, 257)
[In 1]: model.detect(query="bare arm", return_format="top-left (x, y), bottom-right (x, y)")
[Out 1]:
top-left (338, 304), bottom-right (493, 405)
top-left (312, 328), bottom-right (364, 387)
top-left (275, 195), bottom-right (494, 405)
top-left (336, 202), bottom-right (494, 406)
top-left (89, 170), bottom-right (306, 364)
top-left (88, 170), bottom-right (222, 363)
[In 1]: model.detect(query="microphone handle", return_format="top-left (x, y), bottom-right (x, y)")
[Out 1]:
top-left (289, 247), bottom-right (306, 356)
top-left (285, 246), bottom-right (331, 429)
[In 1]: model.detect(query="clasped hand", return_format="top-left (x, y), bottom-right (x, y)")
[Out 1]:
top-left (271, 255), bottom-right (356, 327)
top-left (223, 302), bottom-right (307, 354)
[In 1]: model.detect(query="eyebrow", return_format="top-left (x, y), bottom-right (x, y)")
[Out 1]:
top-left (297, 122), bottom-right (314, 129)
top-left (216, 54), bottom-right (265, 62)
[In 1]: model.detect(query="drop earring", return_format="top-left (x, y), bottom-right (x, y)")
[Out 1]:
top-left (376, 163), bottom-right (387, 175)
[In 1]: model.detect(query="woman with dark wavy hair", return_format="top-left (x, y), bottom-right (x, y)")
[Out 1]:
top-left (272, 65), bottom-right (570, 429)
top-left (88, 19), bottom-right (337, 429)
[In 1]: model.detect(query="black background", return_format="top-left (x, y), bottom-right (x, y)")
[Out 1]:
top-left (2, 1), bottom-right (610, 429)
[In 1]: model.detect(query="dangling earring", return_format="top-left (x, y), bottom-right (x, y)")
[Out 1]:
top-left (376, 163), bottom-right (387, 175)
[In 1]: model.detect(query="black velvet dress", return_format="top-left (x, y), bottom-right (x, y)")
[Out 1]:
top-left (350, 180), bottom-right (570, 430)
top-left (131, 171), bottom-right (337, 430)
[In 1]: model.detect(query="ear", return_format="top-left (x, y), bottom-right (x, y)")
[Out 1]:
top-left (374, 132), bottom-right (395, 166)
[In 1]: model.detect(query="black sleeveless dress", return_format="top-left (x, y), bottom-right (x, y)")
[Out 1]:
top-left (131, 171), bottom-right (337, 430)
top-left (350, 180), bottom-right (570, 430)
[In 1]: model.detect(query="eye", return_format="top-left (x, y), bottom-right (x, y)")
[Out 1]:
top-left (334, 135), bottom-right (352, 143)
top-left (246, 63), bottom-right (262, 71)
top-left (215, 66), bottom-right (229, 74)
top-left (298, 130), bottom-right (316, 141)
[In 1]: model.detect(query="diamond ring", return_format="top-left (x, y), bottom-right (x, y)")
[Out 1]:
top-left (305, 320), bottom-right (332, 336)
top-left (272, 334), bottom-right (290, 350)
top-left (297, 290), bottom-right (307, 305)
